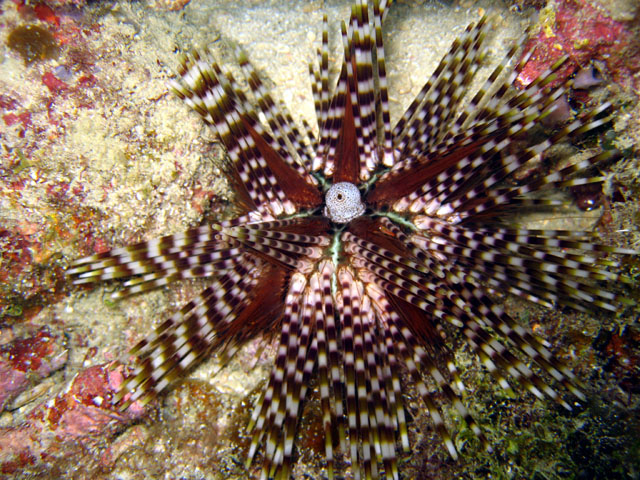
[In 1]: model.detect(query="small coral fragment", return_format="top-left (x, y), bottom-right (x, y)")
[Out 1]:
top-left (147, 0), bottom-right (191, 11)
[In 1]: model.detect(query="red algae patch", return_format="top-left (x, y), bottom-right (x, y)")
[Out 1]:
top-left (0, 363), bottom-right (148, 474)
top-left (517, 0), bottom-right (640, 90)
top-left (0, 328), bottom-right (67, 411)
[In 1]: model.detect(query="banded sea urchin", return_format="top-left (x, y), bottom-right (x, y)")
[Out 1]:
top-left (68, 1), bottom-right (638, 479)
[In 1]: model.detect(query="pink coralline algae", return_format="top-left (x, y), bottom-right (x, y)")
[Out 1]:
top-left (517, 0), bottom-right (640, 90)
top-left (2, 111), bottom-right (31, 128)
top-left (0, 364), bottom-right (147, 475)
top-left (0, 328), bottom-right (67, 411)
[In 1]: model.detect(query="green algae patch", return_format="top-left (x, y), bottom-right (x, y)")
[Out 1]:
top-left (7, 24), bottom-right (59, 64)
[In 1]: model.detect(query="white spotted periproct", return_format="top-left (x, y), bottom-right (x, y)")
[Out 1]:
top-left (324, 182), bottom-right (365, 223)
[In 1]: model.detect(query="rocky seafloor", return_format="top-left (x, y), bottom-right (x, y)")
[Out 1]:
top-left (0, 0), bottom-right (639, 479)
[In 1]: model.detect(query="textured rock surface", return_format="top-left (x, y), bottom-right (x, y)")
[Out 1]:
top-left (0, 0), bottom-right (638, 478)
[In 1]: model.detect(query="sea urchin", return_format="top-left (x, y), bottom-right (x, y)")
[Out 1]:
top-left (68, 1), bottom-right (638, 479)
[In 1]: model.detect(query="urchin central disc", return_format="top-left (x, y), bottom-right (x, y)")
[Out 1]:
top-left (324, 182), bottom-right (365, 223)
